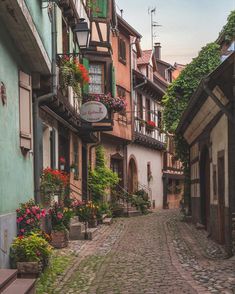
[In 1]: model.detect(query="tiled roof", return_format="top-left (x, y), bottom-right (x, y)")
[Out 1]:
top-left (137, 50), bottom-right (152, 65)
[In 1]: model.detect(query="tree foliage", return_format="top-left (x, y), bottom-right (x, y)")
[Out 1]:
top-left (89, 145), bottom-right (119, 202)
top-left (218, 10), bottom-right (235, 42)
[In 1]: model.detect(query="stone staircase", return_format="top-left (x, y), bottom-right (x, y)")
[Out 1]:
top-left (69, 214), bottom-right (113, 241)
top-left (123, 205), bottom-right (142, 217)
top-left (0, 269), bottom-right (36, 294)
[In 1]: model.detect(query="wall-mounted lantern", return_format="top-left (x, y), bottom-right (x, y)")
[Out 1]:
top-left (73, 18), bottom-right (90, 49)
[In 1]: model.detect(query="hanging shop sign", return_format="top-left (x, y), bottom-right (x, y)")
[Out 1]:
top-left (80, 101), bottom-right (108, 122)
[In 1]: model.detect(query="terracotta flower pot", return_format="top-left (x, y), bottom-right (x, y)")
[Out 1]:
top-left (17, 261), bottom-right (41, 278)
top-left (50, 230), bottom-right (69, 249)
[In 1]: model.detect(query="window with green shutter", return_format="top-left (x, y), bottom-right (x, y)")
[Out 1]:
top-left (92, 0), bottom-right (108, 18)
top-left (83, 58), bottom-right (89, 94)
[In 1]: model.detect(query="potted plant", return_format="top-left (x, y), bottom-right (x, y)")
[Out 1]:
top-left (146, 120), bottom-right (156, 133)
top-left (83, 93), bottom-right (127, 114)
top-left (16, 200), bottom-right (46, 236)
top-left (49, 202), bottom-right (74, 248)
top-left (70, 163), bottom-right (76, 174)
top-left (59, 157), bottom-right (66, 171)
top-left (40, 168), bottom-right (69, 205)
top-left (60, 56), bottom-right (89, 98)
top-left (10, 233), bottom-right (52, 278)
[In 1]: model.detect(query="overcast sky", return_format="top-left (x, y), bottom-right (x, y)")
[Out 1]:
top-left (116, 0), bottom-right (235, 64)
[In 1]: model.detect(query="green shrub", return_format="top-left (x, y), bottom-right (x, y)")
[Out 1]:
top-left (10, 233), bottom-right (52, 269)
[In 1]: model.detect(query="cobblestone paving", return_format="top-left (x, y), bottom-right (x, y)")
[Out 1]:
top-left (54, 210), bottom-right (235, 294)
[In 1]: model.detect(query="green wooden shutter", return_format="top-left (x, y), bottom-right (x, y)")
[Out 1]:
top-left (111, 64), bottom-right (116, 97)
top-left (83, 58), bottom-right (89, 94)
top-left (93, 0), bottom-right (107, 18)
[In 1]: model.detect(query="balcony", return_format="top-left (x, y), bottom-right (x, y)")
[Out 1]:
top-left (134, 118), bottom-right (165, 151)
top-left (57, 0), bottom-right (90, 27)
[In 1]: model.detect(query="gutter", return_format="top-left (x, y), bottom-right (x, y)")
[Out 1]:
top-left (33, 3), bottom-right (57, 204)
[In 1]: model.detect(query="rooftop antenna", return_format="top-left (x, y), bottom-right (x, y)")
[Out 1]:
top-left (148, 7), bottom-right (162, 50)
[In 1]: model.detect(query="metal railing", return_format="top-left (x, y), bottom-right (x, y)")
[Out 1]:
top-left (134, 118), bottom-right (165, 143)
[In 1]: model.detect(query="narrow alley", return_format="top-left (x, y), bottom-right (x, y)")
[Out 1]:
top-left (46, 211), bottom-right (235, 294)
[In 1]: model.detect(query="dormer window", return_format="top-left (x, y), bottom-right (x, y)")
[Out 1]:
top-left (119, 38), bottom-right (126, 64)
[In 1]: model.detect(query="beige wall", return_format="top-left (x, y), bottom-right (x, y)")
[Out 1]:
top-left (210, 115), bottom-right (228, 207)
top-left (127, 144), bottom-right (163, 209)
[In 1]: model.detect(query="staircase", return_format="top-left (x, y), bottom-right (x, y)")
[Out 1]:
top-left (0, 269), bottom-right (36, 294)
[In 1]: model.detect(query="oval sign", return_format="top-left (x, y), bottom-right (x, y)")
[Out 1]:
top-left (80, 101), bottom-right (108, 123)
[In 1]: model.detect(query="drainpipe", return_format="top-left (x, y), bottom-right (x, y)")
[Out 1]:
top-left (33, 3), bottom-right (57, 204)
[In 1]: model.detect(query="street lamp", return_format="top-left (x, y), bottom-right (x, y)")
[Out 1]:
top-left (74, 19), bottom-right (90, 49)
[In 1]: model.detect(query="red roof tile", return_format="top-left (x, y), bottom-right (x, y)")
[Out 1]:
top-left (137, 50), bottom-right (152, 65)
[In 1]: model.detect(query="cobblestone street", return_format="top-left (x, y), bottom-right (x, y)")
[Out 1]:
top-left (54, 210), bottom-right (235, 294)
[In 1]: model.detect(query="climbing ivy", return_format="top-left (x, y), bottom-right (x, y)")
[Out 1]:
top-left (88, 145), bottom-right (119, 202)
top-left (218, 10), bottom-right (235, 42)
top-left (163, 10), bottom-right (235, 207)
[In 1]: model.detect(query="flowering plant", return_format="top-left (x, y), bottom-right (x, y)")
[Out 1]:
top-left (59, 157), bottom-right (66, 165)
top-left (60, 56), bottom-right (89, 99)
top-left (40, 168), bottom-right (69, 194)
top-left (49, 202), bottom-right (74, 232)
top-left (16, 200), bottom-right (46, 236)
top-left (76, 201), bottom-right (98, 222)
top-left (10, 233), bottom-right (52, 269)
top-left (146, 120), bottom-right (156, 130)
top-left (83, 93), bottom-right (127, 113)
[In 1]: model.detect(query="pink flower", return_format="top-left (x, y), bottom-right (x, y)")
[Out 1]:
top-left (20, 229), bottom-right (25, 233)
top-left (17, 217), bottom-right (23, 223)
top-left (57, 213), bottom-right (63, 219)
top-left (41, 209), bottom-right (46, 217)
top-left (26, 208), bottom-right (31, 215)
top-left (36, 214), bottom-right (41, 220)
top-left (26, 219), bottom-right (31, 224)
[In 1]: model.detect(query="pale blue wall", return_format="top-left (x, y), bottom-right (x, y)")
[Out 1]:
top-left (0, 21), bottom-right (34, 214)
top-left (24, 0), bottom-right (52, 60)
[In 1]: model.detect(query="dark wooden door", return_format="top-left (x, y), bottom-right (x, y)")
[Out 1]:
top-left (111, 158), bottom-right (124, 188)
top-left (200, 146), bottom-right (210, 230)
top-left (218, 153), bottom-right (225, 244)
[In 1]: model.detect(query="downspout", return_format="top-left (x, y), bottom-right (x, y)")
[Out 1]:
top-left (33, 3), bottom-right (57, 204)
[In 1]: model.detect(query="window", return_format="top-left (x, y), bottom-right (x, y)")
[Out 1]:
top-left (62, 20), bottom-right (69, 54)
top-left (147, 162), bottom-right (152, 182)
top-left (19, 71), bottom-right (32, 151)
top-left (117, 86), bottom-right (127, 121)
top-left (158, 111), bottom-right (162, 128)
top-left (119, 38), bottom-right (126, 64)
top-left (146, 99), bottom-right (151, 121)
top-left (89, 63), bottom-right (104, 94)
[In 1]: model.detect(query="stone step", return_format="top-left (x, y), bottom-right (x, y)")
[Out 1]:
top-left (103, 218), bottom-right (113, 225)
top-left (0, 269), bottom-right (18, 292)
top-left (124, 210), bottom-right (142, 217)
top-left (69, 222), bottom-right (85, 240)
top-left (80, 227), bottom-right (99, 240)
top-left (70, 216), bottom-right (79, 225)
top-left (2, 278), bottom-right (36, 294)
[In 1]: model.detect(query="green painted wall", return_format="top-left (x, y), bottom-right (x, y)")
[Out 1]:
top-left (0, 21), bottom-right (34, 214)
top-left (24, 0), bottom-right (52, 60)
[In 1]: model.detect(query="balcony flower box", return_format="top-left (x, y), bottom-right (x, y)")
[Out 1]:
top-left (59, 56), bottom-right (89, 99)
top-left (146, 120), bottom-right (156, 133)
top-left (83, 93), bottom-right (126, 114)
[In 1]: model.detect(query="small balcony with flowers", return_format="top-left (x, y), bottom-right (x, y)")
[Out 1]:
top-left (134, 117), bottom-right (165, 151)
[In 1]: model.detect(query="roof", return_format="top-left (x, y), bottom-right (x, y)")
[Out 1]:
top-left (156, 59), bottom-right (175, 69)
top-left (137, 50), bottom-right (152, 65)
top-left (117, 15), bottom-right (142, 38)
top-left (176, 51), bottom-right (235, 135)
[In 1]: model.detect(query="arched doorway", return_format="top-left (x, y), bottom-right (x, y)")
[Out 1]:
top-left (128, 157), bottom-right (138, 194)
top-left (200, 146), bottom-right (210, 230)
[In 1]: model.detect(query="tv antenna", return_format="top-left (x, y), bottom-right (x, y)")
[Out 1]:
top-left (148, 7), bottom-right (162, 49)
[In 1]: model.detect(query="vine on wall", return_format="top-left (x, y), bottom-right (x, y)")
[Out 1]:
top-left (163, 10), bottom-right (235, 208)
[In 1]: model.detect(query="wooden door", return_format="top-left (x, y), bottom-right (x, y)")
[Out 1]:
top-left (218, 152), bottom-right (225, 244)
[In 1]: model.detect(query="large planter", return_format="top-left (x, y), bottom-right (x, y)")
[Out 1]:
top-left (17, 261), bottom-right (41, 279)
top-left (50, 230), bottom-right (68, 249)
top-left (88, 217), bottom-right (97, 228)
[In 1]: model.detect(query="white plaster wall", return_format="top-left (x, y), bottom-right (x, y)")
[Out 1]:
top-left (210, 115), bottom-right (228, 207)
top-left (128, 144), bottom-right (163, 208)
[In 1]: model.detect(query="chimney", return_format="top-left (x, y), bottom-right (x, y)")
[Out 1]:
top-left (154, 42), bottom-right (161, 60)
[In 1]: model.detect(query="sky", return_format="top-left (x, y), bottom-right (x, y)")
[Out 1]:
top-left (116, 0), bottom-right (235, 64)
